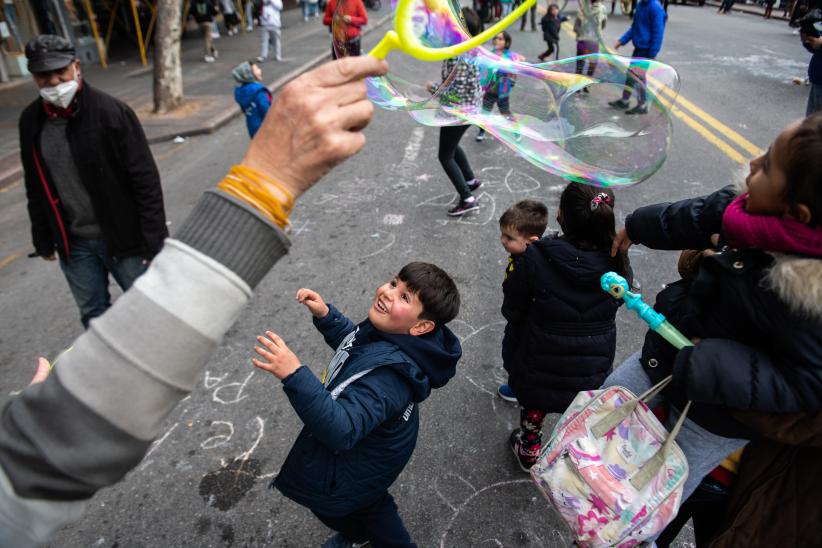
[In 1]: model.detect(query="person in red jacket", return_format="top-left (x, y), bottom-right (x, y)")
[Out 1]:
top-left (323, 0), bottom-right (367, 58)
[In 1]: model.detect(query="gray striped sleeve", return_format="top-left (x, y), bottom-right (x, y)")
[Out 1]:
top-left (0, 190), bottom-right (291, 546)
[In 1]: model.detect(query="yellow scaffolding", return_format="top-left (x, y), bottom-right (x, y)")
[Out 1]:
top-left (81, 0), bottom-right (158, 68)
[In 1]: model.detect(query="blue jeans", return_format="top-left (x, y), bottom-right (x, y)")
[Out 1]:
top-left (602, 352), bottom-right (747, 504)
top-left (59, 238), bottom-right (147, 328)
top-left (302, 1), bottom-right (319, 17)
top-left (621, 47), bottom-right (654, 106)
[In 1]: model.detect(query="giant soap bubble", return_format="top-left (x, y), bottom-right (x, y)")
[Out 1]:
top-left (333, 0), bottom-right (680, 187)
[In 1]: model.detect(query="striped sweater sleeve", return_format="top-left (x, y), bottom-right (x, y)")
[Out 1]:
top-left (0, 190), bottom-right (289, 547)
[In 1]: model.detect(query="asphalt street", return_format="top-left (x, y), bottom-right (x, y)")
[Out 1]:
top-left (0, 4), bottom-right (812, 547)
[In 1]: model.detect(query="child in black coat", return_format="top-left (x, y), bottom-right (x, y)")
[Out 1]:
top-left (503, 183), bottom-right (630, 471)
top-left (538, 4), bottom-right (568, 61)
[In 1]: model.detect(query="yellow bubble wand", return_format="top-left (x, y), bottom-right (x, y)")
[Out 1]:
top-left (368, 0), bottom-right (537, 60)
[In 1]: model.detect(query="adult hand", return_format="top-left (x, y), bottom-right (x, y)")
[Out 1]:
top-left (343, 14), bottom-right (352, 22)
top-left (611, 228), bottom-right (632, 257)
top-left (252, 331), bottom-right (302, 380)
top-left (803, 35), bottom-right (822, 50)
top-left (241, 56), bottom-right (388, 201)
top-left (296, 288), bottom-right (330, 318)
top-left (29, 357), bottom-right (51, 385)
top-left (42, 252), bottom-right (56, 261)
top-left (613, 41), bottom-right (622, 50)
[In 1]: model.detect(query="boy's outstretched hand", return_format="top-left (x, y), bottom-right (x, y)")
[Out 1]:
top-left (252, 331), bottom-right (302, 380)
top-left (296, 288), bottom-right (330, 319)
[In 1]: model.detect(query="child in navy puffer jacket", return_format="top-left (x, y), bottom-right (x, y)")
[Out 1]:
top-left (504, 183), bottom-right (630, 471)
top-left (253, 262), bottom-right (462, 548)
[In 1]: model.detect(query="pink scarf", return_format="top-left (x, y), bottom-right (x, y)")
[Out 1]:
top-left (722, 194), bottom-right (822, 258)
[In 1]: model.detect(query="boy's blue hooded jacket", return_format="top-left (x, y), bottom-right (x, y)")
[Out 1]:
top-left (273, 304), bottom-right (462, 517)
top-left (619, 0), bottom-right (666, 58)
top-left (234, 82), bottom-right (271, 138)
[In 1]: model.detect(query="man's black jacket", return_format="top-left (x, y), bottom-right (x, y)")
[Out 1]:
top-left (19, 83), bottom-right (167, 261)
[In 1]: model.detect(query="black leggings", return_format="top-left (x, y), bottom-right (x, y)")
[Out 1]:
top-left (438, 125), bottom-right (475, 200)
top-left (540, 40), bottom-right (559, 60)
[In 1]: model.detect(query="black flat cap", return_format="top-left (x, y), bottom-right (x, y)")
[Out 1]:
top-left (26, 35), bottom-right (76, 73)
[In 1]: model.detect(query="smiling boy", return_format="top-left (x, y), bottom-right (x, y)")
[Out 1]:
top-left (252, 262), bottom-right (462, 548)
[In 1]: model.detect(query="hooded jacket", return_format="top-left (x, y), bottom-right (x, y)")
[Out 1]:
top-left (19, 83), bottom-right (167, 261)
top-left (260, 0), bottom-right (283, 27)
top-left (274, 304), bottom-right (461, 517)
top-left (234, 82), bottom-right (271, 138)
top-left (618, 0), bottom-right (666, 57)
top-left (502, 236), bottom-right (624, 411)
top-left (574, 1), bottom-right (607, 42)
top-left (626, 186), bottom-right (822, 438)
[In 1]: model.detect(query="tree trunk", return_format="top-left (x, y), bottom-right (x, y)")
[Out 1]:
top-left (153, 0), bottom-right (184, 113)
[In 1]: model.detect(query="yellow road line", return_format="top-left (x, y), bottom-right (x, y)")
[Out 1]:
top-left (657, 95), bottom-right (749, 164)
top-left (0, 179), bottom-right (21, 193)
top-left (558, 20), bottom-right (759, 162)
top-left (0, 251), bottom-right (24, 270)
top-left (656, 87), bottom-right (763, 157)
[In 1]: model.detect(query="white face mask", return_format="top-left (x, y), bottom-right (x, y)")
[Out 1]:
top-left (39, 67), bottom-right (80, 109)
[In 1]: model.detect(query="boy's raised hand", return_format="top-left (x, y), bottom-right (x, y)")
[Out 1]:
top-left (296, 288), bottom-right (330, 319)
top-left (252, 331), bottom-right (302, 380)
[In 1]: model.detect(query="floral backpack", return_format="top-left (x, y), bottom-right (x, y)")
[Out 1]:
top-left (530, 376), bottom-right (691, 548)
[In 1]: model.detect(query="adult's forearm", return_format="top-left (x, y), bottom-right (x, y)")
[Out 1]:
top-left (0, 190), bottom-right (289, 547)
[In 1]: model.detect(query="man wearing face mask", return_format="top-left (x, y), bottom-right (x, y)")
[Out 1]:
top-left (19, 35), bottom-right (167, 329)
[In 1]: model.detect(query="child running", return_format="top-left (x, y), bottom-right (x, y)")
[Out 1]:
top-left (504, 183), bottom-right (630, 471)
top-left (538, 4), bottom-right (568, 62)
top-left (476, 31), bottom-right (523, 142)
top-left (607, 113), bottom-right (822, 505)
top-left (497, 199), bottom-right (549, 403)
top-left (253, 263), bottom-right (462, 548)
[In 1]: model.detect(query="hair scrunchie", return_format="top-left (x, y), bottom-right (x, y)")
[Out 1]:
top-left (590, 192), bottom-right (612, 211)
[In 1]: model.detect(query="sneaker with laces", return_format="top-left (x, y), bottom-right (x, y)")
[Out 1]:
top-left (608, 99), bottom-right (630, 110)
top-left (497, 384), bottom-right (517, 403)
top-left (447, 197), bottom-right (479, 216)
top-left (625, 104), bottom-right (648, 115)
top-left (466, 179), bottom-right (482, 192)
top-left (204, 55), bottom-right (216, 63)
top-left (509, 429), bottom-right (540, 472)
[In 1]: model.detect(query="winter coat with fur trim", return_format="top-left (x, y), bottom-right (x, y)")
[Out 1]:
top-left (625, 186), bottom-right (822, 438)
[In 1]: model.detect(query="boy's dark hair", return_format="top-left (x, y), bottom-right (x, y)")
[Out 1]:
top-left (558, 182), bottom-right (629, 277)
top-left (397, 262), bottom-right (460, 327)
top-left (548, 3), bottom-right (560, 12)
top-left (499, 199), bottom-right (549, 238)
top-left (461, 7), bottom-right (482, 37)
top-left (784, 112), bottom-right (822, 226)
top-left (498, 31), bottom-right (512, 50)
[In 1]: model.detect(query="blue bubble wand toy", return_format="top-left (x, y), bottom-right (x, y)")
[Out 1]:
top-left (600, 272), bottom-right (692, 350)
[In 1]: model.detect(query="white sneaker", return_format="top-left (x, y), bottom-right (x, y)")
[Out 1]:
top-left (246, 25), bottom-right (253, 31)
top-left (255, 56), bottom-right (265, 62)
top-left (212, 49), bottom-right (219, 59)
top-left (304, 16), bottom-right (309, 21)
top-left (204, 55), bottom-right (215, 63)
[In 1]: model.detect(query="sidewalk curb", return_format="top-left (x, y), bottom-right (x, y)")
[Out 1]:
top-left (145, 12), bottom-right (393, 144)
top-left (704, 1), bottom-right (790, 21)
top-left (0, 12), bottom-right (393, 190)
